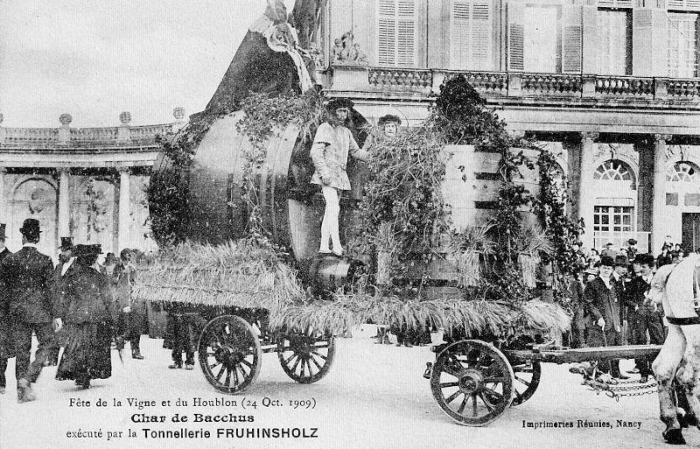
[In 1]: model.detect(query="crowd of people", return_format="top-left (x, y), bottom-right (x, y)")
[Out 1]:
top-left (0, 218), bottom-right (145, 403)
top-left (566, 237), bottom-right (691, 383)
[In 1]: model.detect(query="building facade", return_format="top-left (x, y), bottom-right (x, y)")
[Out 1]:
top-left (307, 0), bottom-right (700, 254)
top-left (0, 110), bottom-right (186, 259)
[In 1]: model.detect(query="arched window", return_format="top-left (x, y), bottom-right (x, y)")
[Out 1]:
top-left (593, 159), bottom-right (633, 181)
top-left (667, 161), bottom-right (699, 183)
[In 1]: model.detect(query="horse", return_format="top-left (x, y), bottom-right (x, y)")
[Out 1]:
top-left (650, 255), bottom-right (700, 445)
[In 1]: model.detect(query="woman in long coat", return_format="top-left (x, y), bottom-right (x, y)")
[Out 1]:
top-left (56, 244), bottom-right (114, 389)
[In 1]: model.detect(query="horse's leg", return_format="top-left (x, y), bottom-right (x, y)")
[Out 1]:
top-left (680, 324), bottom-right (700, 427)
top-left (675, 359), bottom-right (698, 428)
top-left (653, 324), bottom-right (686, 444)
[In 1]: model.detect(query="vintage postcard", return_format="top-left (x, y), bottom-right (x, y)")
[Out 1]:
top-left (0, 0), bottom-right (697, 448)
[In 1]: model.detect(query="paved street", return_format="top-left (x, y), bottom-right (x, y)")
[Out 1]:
top-left (0, 326), bottom-right (690, 449)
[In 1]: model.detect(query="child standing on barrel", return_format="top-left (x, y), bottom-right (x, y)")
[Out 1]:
top-left (310, 98), bottom-right (369, 257)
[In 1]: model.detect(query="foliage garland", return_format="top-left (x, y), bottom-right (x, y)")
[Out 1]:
top-left (353, 75), bottom-right (543, 303)
top-left (235, 90), bottom-right (326, 242)
top-left (147, 117), bottom-right (215, 247)
top-left (532, 150), bottom-right (585, 284)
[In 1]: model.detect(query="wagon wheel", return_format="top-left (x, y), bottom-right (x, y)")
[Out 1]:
top-left (278, 332), bottom-right (335, 384)
top-left (430, 339), bottom-right (514, 426)
top-left (511, 360), bottom-right (541, 406)
top-left (197, 315), bottom-right (262, 394)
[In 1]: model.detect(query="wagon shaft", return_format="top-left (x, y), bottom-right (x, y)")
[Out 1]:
top-left (505, 344), bottom-right (662, 364)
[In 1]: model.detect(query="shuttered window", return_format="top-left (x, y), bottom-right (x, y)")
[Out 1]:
top-left (377, 0), bottom-right (417, 66)
top-left (668, 0), bottom-right (700, 11)
top-left (450, 1), bottom-right (493, 70)
top-left (597, 9), bottom-right (631, 75)
top-left (668, 13), bottom-right (699, 78)
top-left (562, 7), bottom-right (582, 73)
top-left (523, 5), bottom-right (560, 72)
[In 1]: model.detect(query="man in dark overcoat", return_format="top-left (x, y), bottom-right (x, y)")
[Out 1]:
top-left (46, 237), bottom-right (77, 366)
top-left (626, 253), bottom-right (664, 382)
top-left (584, 255), bottom-right (623, 378)
top-left (114, 248), bottom-right (145, 359)
top-left (0, 224), bottom-right (13, 394)
top-left (0, 219), bottom-right (60, 402)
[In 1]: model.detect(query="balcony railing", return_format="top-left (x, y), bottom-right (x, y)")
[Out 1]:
top-left (0, 123), bottom-right (173, 149)
top-left (349, 67), bottom-right (700, 104)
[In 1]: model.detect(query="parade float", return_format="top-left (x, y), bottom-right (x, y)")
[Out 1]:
top-left (134, 0), bottom-right (662, 427)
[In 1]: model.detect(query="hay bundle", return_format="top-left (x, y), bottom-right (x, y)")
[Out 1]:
top-left (135, 240), bottom-right (570, 338)
top-left (133, 240), bottom-right (306, 310)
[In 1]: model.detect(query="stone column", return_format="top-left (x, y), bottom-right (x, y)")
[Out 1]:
top-left (118, 167), bottom-right (131, 251)
top-left (651, 134), bottom-right (671, 254)
top-left (578, 132), bottom-right (598, 250)
top-left (57, 169), bottom-right (71, 238)
top-left (0, 168), bottom-right (7, 222)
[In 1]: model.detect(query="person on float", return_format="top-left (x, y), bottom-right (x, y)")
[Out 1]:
top-left (0, 224), bottom-right (12, 394)
top-left (56, 244), bottom-right (114, 389)
top-left (309, 98), bottom-right (370, 257)
top-left (0, 218), bottom-right (60, 402)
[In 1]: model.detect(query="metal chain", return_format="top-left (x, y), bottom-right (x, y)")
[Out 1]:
top-left (583, 378), bottom-right (658, 402)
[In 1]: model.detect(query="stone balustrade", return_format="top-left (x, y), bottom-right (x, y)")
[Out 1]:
top-left (334, 65), bottom-right (700, 106)
top-left (368, 68), bottom-right (433, 89)
top-left (594, 75), bottom-right (654, 97)
top-left (0, 109), bottom-right (186, 148)
top-left (520, 73), bottom-right (581, 96)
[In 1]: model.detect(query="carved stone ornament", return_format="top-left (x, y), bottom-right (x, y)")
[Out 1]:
top-left (333, 31), bottom-right (368, 65)
top-left (173, 107), bottom-right (185, 121)
top-left (119, 111), bottom-right (132, 125)
top-left (28, 188), bottom-right (47, 214)
top-left (59, 113), bottom-right (72, 126)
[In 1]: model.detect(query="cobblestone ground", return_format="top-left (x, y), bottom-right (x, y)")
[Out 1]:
top-left (0, 326), bottom-right (691, 449)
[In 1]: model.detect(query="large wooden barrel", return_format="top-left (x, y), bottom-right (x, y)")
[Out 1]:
top-left (187, 111), bottom-right (327, 262)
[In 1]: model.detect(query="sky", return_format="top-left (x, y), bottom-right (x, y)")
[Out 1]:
top-left (0, 0), bottom-right (295, 128)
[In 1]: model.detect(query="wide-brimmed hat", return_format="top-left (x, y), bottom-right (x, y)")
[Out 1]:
top-left (20, 218), bottom-right (41, 238)
top-left (75, 244), bottom-right (102, 256)
top-left (326, 98), bottom-right (354, 112)
top-left (0, 223), bottom-right (6, 240)
top-left (614, 254), bottom-right (628, 267)
top-left (104, 252), bottom-right (118, 264)
top-left (600, 255), bottom-right (615, 267)
top-left (635, 253), bottom-right (655, 267)
top-left (59, 237), bottom-right (73, 251)
top-left (377, 114), bottom-right (402, 127)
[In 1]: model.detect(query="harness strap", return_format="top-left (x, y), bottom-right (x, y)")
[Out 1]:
top-left (666, 316), bottom-right (700, 326)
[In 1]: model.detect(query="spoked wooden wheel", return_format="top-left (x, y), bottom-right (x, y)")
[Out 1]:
top-left (198, 315), bottom-right (262, 394)
top-left (511, 360), bottom-right (541, 406)
top-left (430, 340), bottom-right (514, 426)
top-left (278, 333), bottom-right (335, 384)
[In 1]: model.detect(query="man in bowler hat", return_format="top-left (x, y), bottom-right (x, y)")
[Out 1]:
top-left (0, 224), bottom-right (12, 393)
top-left (0, 218), bottom-right (60, 402)
top-left (47, 237), bottom-right (77, 366)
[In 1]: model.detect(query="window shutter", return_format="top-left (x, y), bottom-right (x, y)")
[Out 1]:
top-left (378, 0), bottom-right (397, 65)
top-left (508, 1), bottom-right (525, 71)
top-left (633, 8), bottom-right (653, 76)
top-left (471, 1), bottom-right (492, 70)
top-left (377, 0), bottom-right (416, 66)
top-left (562, 6), bottom-right (582, 73)
top-left (451, 1), bottom-right (492, 70)
top-left (397, 1), bottom-right (417, 66)
top-left (669, 0), bottom-right (700, 10)
top-left (451, 1), bottom-right (471, 69)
